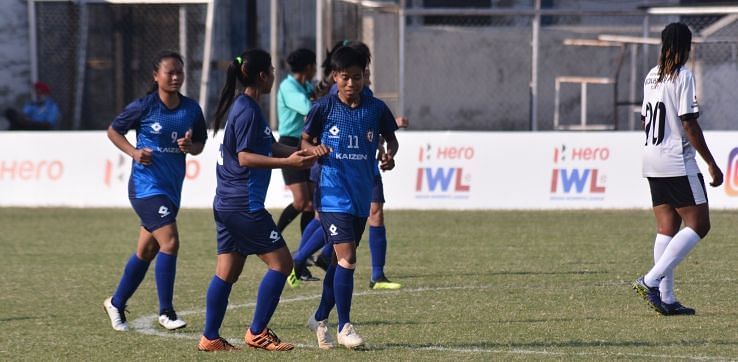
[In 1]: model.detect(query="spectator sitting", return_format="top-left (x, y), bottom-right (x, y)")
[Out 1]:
top-left (4, 81), bottom-right (60, 130)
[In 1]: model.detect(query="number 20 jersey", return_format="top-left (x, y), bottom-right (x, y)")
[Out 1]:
top-left (641, 65), bottom-right (700, 177)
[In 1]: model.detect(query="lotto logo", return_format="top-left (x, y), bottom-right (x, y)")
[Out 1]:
top-left (725, 148), bottom-right (738, 196)
top-left (264, 127), bottom-right (272, 136)
top-left (269, 230), bottom-right (280, 242)
top-left (158, 206), bottom-right (170, 218)
top-left (329, 224), bottom-right (338, 236)
top-left (329, 126), bottom-right (340, 136)
top-left (151, 122), bottom-right (162, 133)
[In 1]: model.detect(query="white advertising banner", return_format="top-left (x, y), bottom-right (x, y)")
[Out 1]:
top-left (1, 131), bottom-right (736, 209)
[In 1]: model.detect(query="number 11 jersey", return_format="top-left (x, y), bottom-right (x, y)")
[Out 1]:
top-left (641, 65), bottom-right (700, 177)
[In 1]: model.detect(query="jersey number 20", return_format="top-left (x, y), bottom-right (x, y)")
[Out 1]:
top-left (644, 101), bottom-right (666, 146)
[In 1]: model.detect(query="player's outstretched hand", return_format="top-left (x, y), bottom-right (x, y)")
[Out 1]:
top-left (708, 162), bottom-right (723, 187)
top-left (177, 129), bottom-right (193, 153)
top-left (286, 149), bottom-right (318, 169)
top-left (380, 153), bottom-right (395, 171)
top-left (306, 144), bottom-right (331, 157)
top-left (134, 148), bottom-right (153, 165)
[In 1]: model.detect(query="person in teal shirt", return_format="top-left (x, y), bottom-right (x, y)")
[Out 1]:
top-left (276, 49), bottom-right (319, 261)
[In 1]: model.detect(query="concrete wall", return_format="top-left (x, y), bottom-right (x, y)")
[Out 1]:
top-left (0, 1), bottom-right (32, 129)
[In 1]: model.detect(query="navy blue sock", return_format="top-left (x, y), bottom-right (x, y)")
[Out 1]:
top-left (203, 276), bottom-right (232, 340)
top-left (369, 226), bottom-right (387, 281)
top-left (334, 265), bottom-right (355, 333)
top-left (250, 269), bottom-right (287, 335)
top-left (295, 219), bottom-right (321, 257)
top-left (320, 242), bottom-right (333, 261)
top-left (155, 252), bottom-right (177, 314)
top-left (111, 253), bottom-right (150, 309)
top-left (294, 222), bottom-right (326, 264)
top-left (314, 264), bottom-right (336, 321)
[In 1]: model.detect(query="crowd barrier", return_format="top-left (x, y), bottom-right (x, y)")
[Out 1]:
top-left (2, 131), bottom-right (737, 209)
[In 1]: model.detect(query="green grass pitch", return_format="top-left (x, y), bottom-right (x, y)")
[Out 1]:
top-left (2, 208), bottom-right (738, 360)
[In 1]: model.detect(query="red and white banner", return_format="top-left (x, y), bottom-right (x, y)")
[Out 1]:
top-left (1, 131), bottom-right (737, 209)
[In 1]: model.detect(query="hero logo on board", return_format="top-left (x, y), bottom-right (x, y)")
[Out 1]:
top-left (415, 144), bottom-right (473, 199)
top-left (549, 144), bottom-right (608, 201)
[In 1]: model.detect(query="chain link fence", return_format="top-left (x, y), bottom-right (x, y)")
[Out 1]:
top-left (32, 1), bottom-right (208, 130)
top-left (327, 0), bottom-right (738, 131)
top-left (28, 0), bottom-right (738, 131)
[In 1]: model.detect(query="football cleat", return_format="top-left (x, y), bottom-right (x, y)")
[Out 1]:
top-left (295, 262), bottom-right (320, 282)
top-left (197, 336), bottom-right (239, 352)
top-left (307, 313), bottom-right (335, 349)
top-left (369, 276), bottom-right (401, 290)
top-left (662, 301), bottom-right (696, 316)
top-left (245, 328), bottom-right (294, 351)
top-left (103, 297), bottom-right (129, 331)
top-left (158, 309), bottom-right (187, 330)
top-left (632, 277), bottom-right (667, 315)
top-left (287, 269), bottom-right (301, 288)
top-left (336, 323), bottom-right (364, 349)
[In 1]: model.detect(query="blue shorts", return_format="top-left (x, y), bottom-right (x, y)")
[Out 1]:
top-left (214, 208), bottom-right (287, 256)
top-left (372, 175), bottom-right (385, 203)
top-left (130, 195), bottom-right (178, 232)
top-left (319, 212), bottom-right (367, 245)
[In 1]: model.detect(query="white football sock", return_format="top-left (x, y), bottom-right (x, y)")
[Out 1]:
top-left (645, 227), bottom-right (700, 288)
top-left (653, 234), bottom-right (676, 304)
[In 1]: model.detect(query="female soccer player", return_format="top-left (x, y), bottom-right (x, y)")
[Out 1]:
top-left (302, 46), bottom-right (399, 349)
top-left (296, 41), bottom-right (406, 290)
top-left (196, 49), bottom-right (326, 352)
top-left (276, 49), bottom-right (319, 240)
top-left (632, 22), bottom-right (723, 316)
top-left (103, 51), bottom-right (207, 332)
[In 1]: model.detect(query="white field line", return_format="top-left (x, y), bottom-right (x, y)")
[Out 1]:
top-left (129, 285), bottom-right (733, 360)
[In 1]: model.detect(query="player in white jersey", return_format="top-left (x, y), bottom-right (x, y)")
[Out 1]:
top-left (633, 23), bottom-right (723, 316)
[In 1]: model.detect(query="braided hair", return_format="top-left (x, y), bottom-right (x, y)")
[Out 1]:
top-left (657, 23), bottom-right (692, 83)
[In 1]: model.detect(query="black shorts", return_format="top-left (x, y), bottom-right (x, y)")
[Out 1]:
top-left (130, 195), bottom-right (178, 232)
top-left (278, 136), bottom-right (310, 185)
top-left (213, 208), bottom-right (286, 256)
top-left (319, 212), bottom-right (367, 245)
top-left (372, 174), bottom-right (385, 203)
top-left (648, 174), bottom-right (707, 208)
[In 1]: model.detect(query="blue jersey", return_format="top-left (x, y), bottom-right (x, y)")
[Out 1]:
top-left (214, 95), bottom-right (276, 213)
top-left (304, 94), bottom-right (397, 217)
top-left (328, 84), bottom-right (381, 177)
top-left (111, 92), bottom-right (207, 207)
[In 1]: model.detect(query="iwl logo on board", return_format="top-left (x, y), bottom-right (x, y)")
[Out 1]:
top-left (549, 144), bottom-right (608, 200)
top-left (415, 144), bottom-right (473, 198)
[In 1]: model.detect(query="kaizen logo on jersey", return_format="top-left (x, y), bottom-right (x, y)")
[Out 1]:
top-left (415, 144), bottom-right (473, 199)
top-left (725, 147), bottom-right (738, 196)
top-left (549, 144), bottom-right (608, 201)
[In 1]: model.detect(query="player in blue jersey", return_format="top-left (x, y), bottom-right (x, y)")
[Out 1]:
top-left (302, 46), bottom-right (399, 349)
top-left (196, 49), bottom-right (327, 352)
top-left (290, 41), bottom-right (406, 291)
top-left (276, 49), bottom-right (319, 242)
top-left (103, 51), bottom-right (207, 332)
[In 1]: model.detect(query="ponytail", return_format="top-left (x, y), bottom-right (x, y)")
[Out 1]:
top-left (211, 49), bottom-right (271, 134)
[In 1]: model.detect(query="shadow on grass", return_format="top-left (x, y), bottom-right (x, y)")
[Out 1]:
top-left (0, 316), bottom-right (40, 323)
